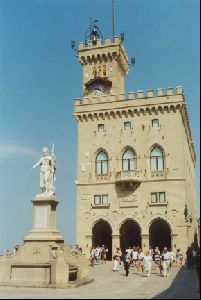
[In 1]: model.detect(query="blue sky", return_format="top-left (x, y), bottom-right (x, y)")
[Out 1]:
top-left (0, 0), bottom-right (200, 253)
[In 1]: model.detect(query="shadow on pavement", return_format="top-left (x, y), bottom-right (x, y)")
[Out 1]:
top-left (152, 266), bottom-right (200, 299)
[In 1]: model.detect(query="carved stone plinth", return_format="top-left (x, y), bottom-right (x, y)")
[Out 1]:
top-left (24, 195), bottom-right (64, 242)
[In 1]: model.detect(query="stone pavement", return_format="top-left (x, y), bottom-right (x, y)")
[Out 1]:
top-left (0, 262), bottom-right (200, 299)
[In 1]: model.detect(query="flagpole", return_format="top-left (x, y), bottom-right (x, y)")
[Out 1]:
top-left (112, 0), bottom-right (115, 42)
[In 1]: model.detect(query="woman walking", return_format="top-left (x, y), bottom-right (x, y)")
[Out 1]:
top-left (143, 251), bottom-right (153, 277)
top-left (113, 247), bottom-right (122, 272)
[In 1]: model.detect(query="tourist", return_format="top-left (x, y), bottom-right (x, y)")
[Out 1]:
top-left (13, 245), bottom-right (19, 255)
top-left (153, 247), bottom-right (162, 274)
top-left (175, 248), bottom-right (183, 267)
top-left (169, 248), bottom-right (175, 269)
top-left (113, 247), bottom-right (122, 272)
top-left (132, 247), bottom-right (138, 273)
top-left (186, 247), bottom-right (193, 270)
top-left (75, 244), bottom-right (82, 255)
top-left (161, 247), bottom-right (171, 277)
top-left (192, 248), bottom-right (197, 269)
top-left (3, 249), bottom-right (9, 256)
top-left (95, 246), bottom-right (102, 265)
top-left (137, 248), bottom-right (144, 274)
top-left (89, 247), bottom-right (96, 266)
top-left (101, 245), bottom-right (108, 263)
top-left (126, 246), bottom-right (133, 260)
top-left (148, 246), bottom-right (154, 256)
top-left (123, 251), bottom-right (131, 276)
top-left (143, 251), bottom-right (153, 277)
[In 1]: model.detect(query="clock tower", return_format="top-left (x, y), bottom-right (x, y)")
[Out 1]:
top-left (78, 22), bottom-right (129, 98)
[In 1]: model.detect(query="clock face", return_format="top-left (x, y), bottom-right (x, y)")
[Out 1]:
top-left (94, 84), bottom-right (105, 96)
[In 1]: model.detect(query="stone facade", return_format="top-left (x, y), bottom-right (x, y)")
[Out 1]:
top-left (74, 36), bottom-right (197, 257)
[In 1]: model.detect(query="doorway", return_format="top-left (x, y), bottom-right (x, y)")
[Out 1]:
top-left (149, 218), bottom-right (171, 252)
top-left (92, 220), bottom-right (112, 259)
top-left (120, 219), bottom-right (141, 252)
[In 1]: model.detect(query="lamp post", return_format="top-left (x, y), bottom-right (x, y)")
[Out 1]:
top-left (184, 204), bottom-right (193, 246)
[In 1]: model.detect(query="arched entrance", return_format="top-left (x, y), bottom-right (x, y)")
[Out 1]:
top-left (92, 220), bottom-right (112, 259)
top-left (149, 218), bottom-right (171, 252)
top-left (120, 219), bottom-right (141, 251)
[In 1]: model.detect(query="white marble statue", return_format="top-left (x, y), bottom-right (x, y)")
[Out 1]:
top-left (32, 145), bottom-right (56, 195)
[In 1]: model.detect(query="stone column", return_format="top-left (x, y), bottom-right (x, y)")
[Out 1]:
top-left (141, 234), bottom-right (149, 249)
top-left (112, 234), bottom-right (120, 255)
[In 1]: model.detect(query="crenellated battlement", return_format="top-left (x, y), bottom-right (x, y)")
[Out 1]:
top-left (126, 86), bottom-right (184, 99)
top-left (74, 86), bottom-right (184, 106)
top-left (78, 36), bottom-right (129, 75)
top-left (79, 36), bottom-right (124, 51)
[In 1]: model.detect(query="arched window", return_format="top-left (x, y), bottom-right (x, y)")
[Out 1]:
top-left (122, 149), bottom-right (136, 171)
top-left (96, 151), bottom-right (108, 174)
top-left (150, 146), bottom-right (164, 171)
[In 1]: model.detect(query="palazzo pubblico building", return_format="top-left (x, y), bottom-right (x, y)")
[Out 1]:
top-left (73, 24), bottom-right (197, 258)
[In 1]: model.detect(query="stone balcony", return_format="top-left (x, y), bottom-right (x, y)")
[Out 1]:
top-left (115, 170), bottom-right (142, 190)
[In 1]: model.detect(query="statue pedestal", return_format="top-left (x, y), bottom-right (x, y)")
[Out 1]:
top-left (0, 194), bottom-right (90, 288)
top-left (24, 195), bottom-right (64, 242)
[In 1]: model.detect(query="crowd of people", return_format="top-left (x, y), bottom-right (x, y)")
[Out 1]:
top-left (89, 245), bottom-right (109, 265)
top-left (89, 244), bottom-right (200, 283)
top-left (112, 246), bottom-right (177, 277)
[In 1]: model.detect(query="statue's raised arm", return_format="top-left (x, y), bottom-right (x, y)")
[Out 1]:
top-left (32, 146), bottom-right (56, 196)
top-left (32, 160), bottom-right (41, 169)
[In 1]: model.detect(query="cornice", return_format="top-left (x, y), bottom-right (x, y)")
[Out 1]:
top-left (73, 102), bottom-right (183, 122)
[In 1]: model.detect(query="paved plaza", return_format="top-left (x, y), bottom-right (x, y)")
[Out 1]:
top-left (0, 262), bottom-right (199, 299)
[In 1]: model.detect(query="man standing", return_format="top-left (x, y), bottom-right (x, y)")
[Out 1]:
top-left (161, 247), bottom-right (172, 277)
top-left (123, 251), bottom-right (131, 276)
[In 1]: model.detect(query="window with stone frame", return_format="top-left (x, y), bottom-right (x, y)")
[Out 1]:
top-left (159, 192), bottom-right (166, 203)
top-left (124, 121), bottom-right (132, 130)
top-left (151, 192), bottom-right (158, 203)
top-left (94, 194), bottom-right (108, 205)
top-left (150, 146), bottom-right (164, 171)
top-left (96, 151), bottom-right (108, 174)
top-left (94, 195), bottom-right (101, 205)
top-left (151, 192), bottom-right (166, 203)
top-left (122, 148), bottom-right (137, 171)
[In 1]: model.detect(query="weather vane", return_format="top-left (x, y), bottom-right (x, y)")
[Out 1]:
top-left (85, 19), bottom-right (103, 46)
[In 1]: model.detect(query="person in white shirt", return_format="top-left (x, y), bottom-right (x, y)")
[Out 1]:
top-left (95, 246), bottom-right (102, 265)
top-left (143, 251), bottom-right (153, 277)
top-left (169, 248), bottom-right (175, 269)
top-left (132, 247), bottom-right (138, 273)
top-left (161, 247), bottom-right (171, 277)
top-left (113, 248), bottom-right (122, 272)
top-left (126, 247), bottom-right (133, 259)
